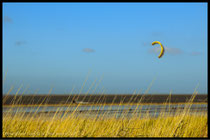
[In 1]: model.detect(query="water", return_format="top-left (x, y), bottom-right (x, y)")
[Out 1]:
top-left (3, 104), bottom-right (207, 119)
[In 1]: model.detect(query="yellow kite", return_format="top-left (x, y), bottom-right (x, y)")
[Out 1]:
top-left (152, 41), bottom-right (165, 58)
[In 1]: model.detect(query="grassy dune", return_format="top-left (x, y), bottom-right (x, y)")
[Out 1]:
top-left (3, 113), bottom-right (207, 137)
top-left (2, 85), bottom-right (208, 138)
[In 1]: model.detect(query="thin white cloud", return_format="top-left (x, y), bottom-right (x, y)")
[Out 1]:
top-left (4, 16), bottom-right (13, 23)
top-left (149, 46), bottom-right (182, 55)
top-left (15, 41), bottom-right (26, 46)
top-left (190, 51), bottom-right (202, 56)
top-left (82, 48), bottom-right (95, 53)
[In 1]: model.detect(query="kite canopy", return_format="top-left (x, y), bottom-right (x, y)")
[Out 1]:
top-left (152, 41), bottom-right (165, 58)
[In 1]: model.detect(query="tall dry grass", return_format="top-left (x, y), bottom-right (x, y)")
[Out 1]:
top-left (2, 81), bottom-right (208, 138)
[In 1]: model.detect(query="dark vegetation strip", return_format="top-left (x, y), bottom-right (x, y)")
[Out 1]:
top-left (3, 94), bottom-right (207, 105)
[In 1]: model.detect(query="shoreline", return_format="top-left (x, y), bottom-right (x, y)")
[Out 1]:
top-left (3, 102), bottom-right (207, 107)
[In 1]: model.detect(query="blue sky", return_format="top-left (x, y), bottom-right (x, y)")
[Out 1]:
top-left (3, 3), bottom-right (207, 94)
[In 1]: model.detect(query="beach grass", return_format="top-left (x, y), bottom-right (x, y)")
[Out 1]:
top-left (2, 83), bottom-right (208, 138)
top-left (3, 111), bottom-right (207, 137)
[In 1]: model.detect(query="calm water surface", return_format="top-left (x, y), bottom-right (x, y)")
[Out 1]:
top-left (3, 104), bottom-right (207, 118)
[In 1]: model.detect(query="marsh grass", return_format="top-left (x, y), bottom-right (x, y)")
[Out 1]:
top-left (3, 82), bottom-right (208, 138)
